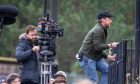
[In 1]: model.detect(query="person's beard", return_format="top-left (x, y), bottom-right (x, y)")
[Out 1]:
top-left (31, 38), bottom-right (38, 45)
top-left (31, 38), bottom-right (37, 43)
top-left (28, 37), bottom-right (37, 43)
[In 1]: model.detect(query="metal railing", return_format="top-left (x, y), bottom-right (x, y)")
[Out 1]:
top-left (109, 40), bottom-right (133, 84)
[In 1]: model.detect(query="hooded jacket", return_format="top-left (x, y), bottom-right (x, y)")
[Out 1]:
top-left (15, 38), bottom-right (40, 83)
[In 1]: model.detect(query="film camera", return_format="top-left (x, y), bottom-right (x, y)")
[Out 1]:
top-left (37, 15), bottom-right (64, 62)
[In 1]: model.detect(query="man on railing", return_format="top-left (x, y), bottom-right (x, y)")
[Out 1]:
top-left (76, 11), bottom-right (118, 84)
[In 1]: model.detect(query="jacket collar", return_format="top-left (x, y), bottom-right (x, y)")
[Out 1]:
top-left (96, 23), bottom-right (105, 32)
top-left (96, 23), bottom-right (107, 39)
top-left (20, 38), bottom-right (33, 46)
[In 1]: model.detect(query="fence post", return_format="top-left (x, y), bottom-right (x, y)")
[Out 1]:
top-left (135, 0), bottom-right (140, 83)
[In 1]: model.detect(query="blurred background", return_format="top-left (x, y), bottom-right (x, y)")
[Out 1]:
top-left (0, 0), bottom-right (135, 83)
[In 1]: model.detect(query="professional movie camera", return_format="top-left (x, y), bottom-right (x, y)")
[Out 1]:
top-left (37, 14), bottom-right (64, 62)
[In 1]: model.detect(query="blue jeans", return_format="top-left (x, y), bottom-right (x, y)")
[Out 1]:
top-left (76, 54), bottom-right (109, 84)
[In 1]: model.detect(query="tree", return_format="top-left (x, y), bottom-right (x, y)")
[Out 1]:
top-left (0, 0), bottom-right (135, 72)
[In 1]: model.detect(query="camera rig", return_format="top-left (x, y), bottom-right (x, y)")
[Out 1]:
top-left (37, 14), bottom-right (63, 62)
top-left (37, 14), bottom-right (63, 84)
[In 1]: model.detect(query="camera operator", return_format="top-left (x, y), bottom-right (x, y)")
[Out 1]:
top-left (15, 25), bottom-right (40, 84)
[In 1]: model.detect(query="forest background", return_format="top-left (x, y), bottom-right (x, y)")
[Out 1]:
top-left (0, 0), bottom-right (134, 73)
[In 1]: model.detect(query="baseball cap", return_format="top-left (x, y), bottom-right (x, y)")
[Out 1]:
top-left (97, 11), bottom-right (113, 20)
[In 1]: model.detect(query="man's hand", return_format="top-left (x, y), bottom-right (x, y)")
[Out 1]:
top-left (32, 46), bottom-right (40, 52)
top-left (107, 54), bottom-right (117, 61)
top-left (108, 42), bottom-right (119, 48)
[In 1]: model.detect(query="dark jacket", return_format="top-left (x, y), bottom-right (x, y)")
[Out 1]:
top-left (79, 23), bottom-right (109, 60)
top-left (15, 39), bottom-right (40, 83)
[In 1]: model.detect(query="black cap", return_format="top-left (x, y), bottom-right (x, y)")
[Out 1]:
top-left (97, 11), bottom-right (113, 20)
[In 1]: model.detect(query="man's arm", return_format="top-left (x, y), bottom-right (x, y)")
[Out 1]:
top-left (92, 32), bottom-right (118, 51)
top-left (15, 42), bottom-right (34, 62)
top-left (92, 32), bottom-right (109, 51)
top-left (102, 52), bottom-right (116, 61)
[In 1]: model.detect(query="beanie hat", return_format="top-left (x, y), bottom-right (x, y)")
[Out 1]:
top-left (54, 71), bottom-right (67, 80)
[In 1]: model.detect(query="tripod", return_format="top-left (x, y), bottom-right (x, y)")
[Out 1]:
top-left (40, 61), bottom-right (54, 84)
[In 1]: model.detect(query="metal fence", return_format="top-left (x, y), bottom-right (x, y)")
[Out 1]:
top-left (108, 40), bottom-right (133, 84)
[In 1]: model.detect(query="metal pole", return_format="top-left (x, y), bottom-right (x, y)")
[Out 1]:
top-left (44, 0), bottom-right (48, 17)
top-left (50, 0), bottom-right (58, 22)
top-left (135, 0), bottom-right (140, 83)
top-left (123, 41), bottom-right (127, 84)
top-left (50, 0), bottom-right (58, 78)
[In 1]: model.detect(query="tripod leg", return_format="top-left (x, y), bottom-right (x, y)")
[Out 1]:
top-left (40, 62), bottom-right (52, 84)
